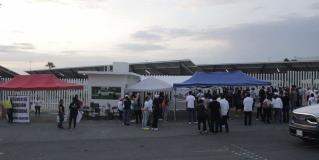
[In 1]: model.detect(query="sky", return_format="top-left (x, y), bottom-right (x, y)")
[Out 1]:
top-left (0, 0), bottom-right (319, 74)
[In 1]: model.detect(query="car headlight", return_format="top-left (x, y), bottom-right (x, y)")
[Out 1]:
top-left (306, 117), bottom-right (318, 125)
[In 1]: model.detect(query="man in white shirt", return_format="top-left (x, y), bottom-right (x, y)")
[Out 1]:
top-left (218, 94), bottom-right (229, 132)
top-left (250, 87), bottom-right (257, 110)
top-left (308, 93), bottom-right (317, 106)
top-left (186, 91), bottom-right (196, 124)
top-left (272, 94), bottom-right (283, 123)
top-left (243, 93), bottom-right (254, 126)
top-left (117, 98), bottom-right (124, 121)
top-left (142, 95), bottom-right (153, 130)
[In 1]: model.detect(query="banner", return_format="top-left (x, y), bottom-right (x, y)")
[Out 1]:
top-left (9, 96), bottom-right (30, 123)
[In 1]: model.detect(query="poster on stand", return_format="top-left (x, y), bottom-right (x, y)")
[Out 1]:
top-left (9, 96), bottom-right (30, 123)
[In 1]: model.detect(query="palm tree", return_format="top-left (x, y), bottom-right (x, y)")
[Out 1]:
top-left (45, 62), bottom-right (55, 70)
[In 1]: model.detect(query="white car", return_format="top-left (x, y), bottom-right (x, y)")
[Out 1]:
top-left (289, 104), bottom-right (319, 141)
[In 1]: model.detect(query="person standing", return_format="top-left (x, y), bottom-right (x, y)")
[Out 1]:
top-left (234, 89), bottom-right (242, 112)
top-left (117, 98), bottom-right (124, 121)
top-left (68, 96), bottom-right (81, 129)
top-left (219, 94), bottom-right (230, 133)
top-left (3, 99), bottom-right (13, 123)
top-left (282, 92), bottom-right (290, 123)
top-left (243, 93), bottom-right (254, 126)
top-left (0, 103), bottom-right (4, 120)
top-left (152, 94), bottom-right (160, 131)
top-left (196, 98), bottom-right (208, 134)
top-left (250, 88), bottom-right (257, 110)
top-left (142, 96), bottom-right (153, 130)
top-left (162, 95), bottom-right (170, 121)
top-left (123, 95), bottom-right (132, 126)
top-left (262, 96), bottom-right (272, 124)
top-left (290, 85), bottom-right (298, 111)
top-left (133, 94), bottom-right (142, 124)
top-left (258, 87), bottom-right (266, 120)
top-left (57, 99), bottom-right (65, 129)
top-left (308, 93), bottom-right (317, 106)
top-left (208, 96), bottom-right (221, 133)
top-left (186, 91), bottom-right (196, 124)
top-left (158, 92), bottom-right (164, 120)
top-left (272, 94), bottom-right (283, 123)
top-left (34, 97), bottom-right (42, 117)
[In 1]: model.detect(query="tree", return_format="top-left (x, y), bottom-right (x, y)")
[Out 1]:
top-left (283, 58), bottom-right (290, 62)
top-left (45, 62), bottom-right (55, 70)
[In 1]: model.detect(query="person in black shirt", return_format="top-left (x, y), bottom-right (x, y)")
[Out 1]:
top-left (57, 99), bottom-right (65, 129)
top-left (209, 96), bottom-right (221, 133)
top-left (132, 94), bottom-right (142, 124)
top-left (282, 92), bottom-right (290, 123)
top-left (258, 87), bottom-right (266, 120)
top-left (123, 95), bottom-right (132, 125)
top-left (196, 98), bottom-right (208, 134)
top-left (152, 95), bottom-right (160, 131)
top-left (69, 96), bottom-right (80, 129)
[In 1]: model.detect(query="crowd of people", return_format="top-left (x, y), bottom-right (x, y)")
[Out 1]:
top-left (57, 94), bottom-right (83, 129)
top-left (185, 85), bottom-right (319, 134)
top-left (1, 85), bottom-right (318, 134)
top-left (117, 92), bottom-right (170, 131)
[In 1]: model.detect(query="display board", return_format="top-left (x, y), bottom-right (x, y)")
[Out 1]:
top-left (9, 96), bottom-right (30, 123)
top-left (91, 86), bottom-right (121, 100)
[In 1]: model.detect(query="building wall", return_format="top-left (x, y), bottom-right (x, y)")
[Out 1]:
top-left (87, 74), bottom-right (140, 108)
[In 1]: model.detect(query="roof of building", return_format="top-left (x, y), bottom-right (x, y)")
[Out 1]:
top-left (198, 60), bottom-right (319, 73)
top-left (26, 59), bottom-right (199, 78)
top-left (25, 59), bottom-right (319, 78)
top-left (0, 65), bottom-right (19, 78)
top-left (78, 71), bottom-right (141, 77)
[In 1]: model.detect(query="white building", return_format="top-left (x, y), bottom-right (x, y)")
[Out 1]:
top-left (79, 62), bottom-right (140, 108)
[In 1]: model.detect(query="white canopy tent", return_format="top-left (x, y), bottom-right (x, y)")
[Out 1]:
top-left (126, 77), bottom-right (177, 120)
top-left (126, 77), bottom-right (173, 92)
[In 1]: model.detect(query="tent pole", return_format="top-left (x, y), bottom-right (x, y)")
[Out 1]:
top-left (174, 87), bottom-right (176, 121)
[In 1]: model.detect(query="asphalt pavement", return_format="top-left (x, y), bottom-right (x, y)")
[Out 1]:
top-left (0, 113), bottom-right (319, 160)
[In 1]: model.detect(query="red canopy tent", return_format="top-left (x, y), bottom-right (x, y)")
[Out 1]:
top-left (0, 74), bottom-right (83, 90)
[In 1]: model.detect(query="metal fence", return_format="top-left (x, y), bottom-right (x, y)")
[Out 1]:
top-left (1, 70), bottom-right (319, 112)
top-left (0, 78), bottom-right (89, 112)
top-left (247, 71), bottom-right (319, 89)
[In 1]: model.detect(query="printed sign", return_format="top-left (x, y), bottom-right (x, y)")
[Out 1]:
top-left (91, 86), bottom-right (121, 100)
top-left (9, 96), bottom-right (30, 123)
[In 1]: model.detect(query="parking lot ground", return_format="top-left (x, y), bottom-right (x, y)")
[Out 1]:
top-left (1, 113), bottom-right (319, 160)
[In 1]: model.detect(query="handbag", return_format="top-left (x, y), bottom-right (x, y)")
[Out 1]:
top-left (76, 111), bottom-right (83, 123)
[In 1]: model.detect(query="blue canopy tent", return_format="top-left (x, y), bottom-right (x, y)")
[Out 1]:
top-left (173, 71), bottom-right (271, 88)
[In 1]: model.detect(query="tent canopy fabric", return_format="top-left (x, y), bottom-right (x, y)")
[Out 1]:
top-left (126, 77), bottom-right (172, 92)
top-left (0, 74), bottom-right (83, 90)
top-left (173, 71), bottom-right (271, 88)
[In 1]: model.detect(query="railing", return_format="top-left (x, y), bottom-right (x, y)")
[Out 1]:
top-left (1, 70), bottom-right (319, 112)
top-left (0, 78), bottom-right (89, 112)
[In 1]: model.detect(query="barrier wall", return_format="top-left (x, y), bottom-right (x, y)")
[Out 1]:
top-left (1, 70), bottom-right (318, 112)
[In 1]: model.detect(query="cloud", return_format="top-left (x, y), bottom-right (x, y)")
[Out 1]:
top-left (28, 0), bottom-right (110, 9)
top-left (131, 26), bottom-right (197, 42)
top-left (310, 2), bottom-right (319, 10)
top-left (132, 31), bottom-right (162, 41)
top-left (0, 43), bottom-right (35, 52)
top-left (183, 15), bottom-right (319, 63)
top-left (119, 43), bottom-right (166, 52)
top-left (130, 15), bottom-right (319, 63)
top-left (175, 0), bottom-right (251, 10)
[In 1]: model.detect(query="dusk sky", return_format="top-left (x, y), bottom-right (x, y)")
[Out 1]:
top-left (1, 0), bottom-right (319, 74)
